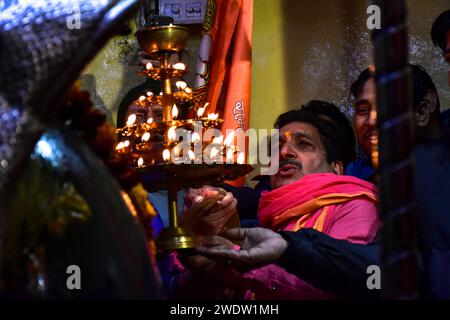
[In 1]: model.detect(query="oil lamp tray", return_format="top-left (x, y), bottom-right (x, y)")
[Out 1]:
top-left (137, 163), bottom-right (254, 191)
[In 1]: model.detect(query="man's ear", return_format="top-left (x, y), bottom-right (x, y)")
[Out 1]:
top-left (331, 161), bottom-right (344, 175)
top-left (415, 90), bottom-right (438, 127)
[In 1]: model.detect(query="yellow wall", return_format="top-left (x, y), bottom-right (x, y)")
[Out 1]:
top-left (251, 0), bottom-right (450, 131)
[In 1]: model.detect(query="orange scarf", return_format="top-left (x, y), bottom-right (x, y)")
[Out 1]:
top-left (257, 173), bottom-right (378, 232)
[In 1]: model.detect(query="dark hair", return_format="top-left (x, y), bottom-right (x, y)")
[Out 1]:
top-left (431, 10), bottom-right (450, 52)
top-left (351, 64), bottom-right (440, 112)
top-left (274, 100), bottom-right (356, 168)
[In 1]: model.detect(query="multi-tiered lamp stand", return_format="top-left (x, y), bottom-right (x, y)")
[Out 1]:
top-left (115, 24), bottom-right (252, 250)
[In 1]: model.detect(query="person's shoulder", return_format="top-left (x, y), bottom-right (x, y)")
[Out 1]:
top-left (334, 198), bottom-right (378, 220)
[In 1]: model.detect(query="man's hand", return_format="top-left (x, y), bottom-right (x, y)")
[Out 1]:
top-left (196, 228), bottom-right (288, 267)
top-left (177, 235), bottom-right (234, 273)
top-left (183, 186), bottom-right (237, 235)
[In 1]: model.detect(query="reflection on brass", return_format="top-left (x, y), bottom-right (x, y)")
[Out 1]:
top-left (136, 25), bottom-right (190, 54)
top-left (155, 226), bottom-right (199, 250)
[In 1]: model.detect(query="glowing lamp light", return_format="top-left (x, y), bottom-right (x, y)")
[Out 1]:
top-left (184, 87), bottom-right (192, 94)
top-left (176, 81), bottom-right (187, 90)
top-left (147, 91), bottom-right (153, 97)
top-left (173, 62), bottom-right (186, 70)
top-left (146, 62), bottom-right (153, 70)
top-left (126, 114), bottom-right (136, 126)
top-left (147, 117), bottom-right (153, 124)
top-left (172, 104), bottom-right (178, 119)
top-left (139, 95), bottom-right (146, 102)
top-left (197, 107), bottom-right (205, 118)
top-left (168, 126), bottom-right (177, 141)
top-left (116, 142), bottom-right (124, 150)
top-left (123, 140), bottom-right (130, 147)
top-left (207, 113), bottom-right (219, 120)
top-left (163, 149), bottom-right (171, 162)
top-left (141, 132), bottom-right (150, 142)
top-left (188, 150), bottom-right (195, 161)
top-left (137, 157), bottom-right (144, 167)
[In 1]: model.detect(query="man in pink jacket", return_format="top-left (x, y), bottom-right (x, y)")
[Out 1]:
top-left (171, 101), bottom-right (380, 299)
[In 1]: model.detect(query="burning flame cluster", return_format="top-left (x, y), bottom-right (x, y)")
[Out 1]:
top-left (116, 96), bottom-right (245, 167)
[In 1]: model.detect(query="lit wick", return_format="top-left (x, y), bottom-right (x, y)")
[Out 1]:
top-left (207, 113), bottom-right (219, 120)
top-left (172, 104), bottom-right (178, 119)
top-left (141, 132), bottom-right (151, 142)
top-left (116, 142), bottom-right (124, 150)
top-left (188, 150), bottom-right (195, 161)
top-left (126, 114), bottom-right (136, 126)
top-left (173, 62), bottom-right (186, 70)
top-left (176, 81), bottom-right (187, 90)
top-left (163, 149), bottom-right (171, 162)
top-left (168, 126), bottom-right (177, 141)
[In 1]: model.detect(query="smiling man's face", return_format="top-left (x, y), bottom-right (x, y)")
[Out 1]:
top-left (270, 121), bottom-right (335, 189)
top-left (353, 78), bottom-right (378, 158)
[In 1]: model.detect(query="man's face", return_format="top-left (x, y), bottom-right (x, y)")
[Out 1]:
top-left (353, 78), bottom-right (378, 158)
top-left (445, 30), bottom-right (450, 88)
top-left (124, 103), bottom-right (162, 127)
top-left (270, 121), bottom-right (334, 189)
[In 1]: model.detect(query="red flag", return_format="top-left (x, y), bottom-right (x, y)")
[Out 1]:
top-left (194, 0), bottom-right (253, 186)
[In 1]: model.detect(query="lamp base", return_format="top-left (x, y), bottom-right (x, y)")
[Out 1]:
top-left (155, 226), bottom-right (198, 250)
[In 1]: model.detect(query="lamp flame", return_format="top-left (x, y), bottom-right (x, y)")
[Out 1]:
top-left (147, 91), bottom-right (153, 97)
top-left (197, 107), bottom-right (205, 118)
top-left (139, 95), bottom-right (146, 102)
top-left (147, 117), bottom-right (153, 124)
top-left (142, 132), bottom-right (150, 142)
top-left (172, 104), bottom-right (178, 119)
top-left (116, 142), bottom-right (124, 150)
top-left (173, 62), bottom-right (185, 70)
top-left (123, 140), bottom-right (130, 147)
top-left (137, 157), bottom-right (144, 167)
top-left (126, 114), bottom-right (137, 126)
top-left (184, 87), bottom-right (192, 94)
top-left (176, 81), bottom-right (187, 90)
top-left (207, 113), bottom-right (219, 120)
top-left (146, 62), bottom-right (153, 70)
top-left (163, 149), bottom-right (171, 162)
top-left (188, 150), bottom-right (195, 161)
top-left (168, 126), bottom-right (177, 141)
